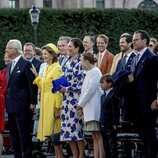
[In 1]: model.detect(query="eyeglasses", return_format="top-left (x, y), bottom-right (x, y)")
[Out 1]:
top-left (6, 47), bottom-right (16, 49)
top-left (132, 37), bottom-right (141, 42)
top-left (6, 47), bottom-right (15, 50)
top-left (5, 47), bottom-right (16, 53)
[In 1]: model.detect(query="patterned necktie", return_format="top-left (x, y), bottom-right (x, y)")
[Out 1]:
top-left (104, 92), bottom-right (106, 98)
top-left (122, 55), bottom-right (127, 70)
top-left (10, 61), bottom-right (15, 74)
top-left (135, 54), bottom-right (140, 65)
top-left (59, 56), bottom-right (64, 65)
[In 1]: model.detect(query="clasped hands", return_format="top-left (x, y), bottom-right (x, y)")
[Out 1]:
top-left (151, 100), bottom-right (158, 111)
top-left (76, 106), bottom-right (83, 116)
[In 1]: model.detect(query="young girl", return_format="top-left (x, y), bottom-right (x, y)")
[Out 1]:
top-left (77, 53), bottom-right (105, 158)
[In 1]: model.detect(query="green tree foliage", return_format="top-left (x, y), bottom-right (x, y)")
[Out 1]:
top-left (0, 8), bottom-right (158, 68)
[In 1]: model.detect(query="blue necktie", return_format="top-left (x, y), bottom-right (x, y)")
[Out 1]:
top-left (135, 54), bottom-right (140, 65)
top-left (104, 92), bottom-right (106, 98)
top-left (122, 55), bottom-right (127, 70)
top-left (59, 56), bottom-right (64, 65)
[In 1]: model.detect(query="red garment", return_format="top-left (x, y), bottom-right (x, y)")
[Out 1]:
top-left (0, 69), bottom-right (6, 132)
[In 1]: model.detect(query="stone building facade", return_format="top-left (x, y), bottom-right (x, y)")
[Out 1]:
top-left (0, 0), bottom-right (157, 9)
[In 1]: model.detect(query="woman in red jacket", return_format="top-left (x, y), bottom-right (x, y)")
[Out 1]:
top-left (0, 52), bottom-right (11, 155)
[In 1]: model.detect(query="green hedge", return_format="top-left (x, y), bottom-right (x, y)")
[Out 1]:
top-left (0, 8), bottom-right (158, 68)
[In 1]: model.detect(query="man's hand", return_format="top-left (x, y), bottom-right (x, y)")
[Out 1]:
top-left (151, 100), bottom-right (158, 111)
top-left (30, 104), bottom-right (36, 112)
top-left (127, 74), bottom-right (134, 82)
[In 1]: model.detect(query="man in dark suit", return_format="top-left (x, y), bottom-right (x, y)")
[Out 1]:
top-left (115, 33), bottom-right (136, 123)
top-left (116, 33), bottom-right (136, 72)
top-left (57, 36), bottom-right (71, 72)
top-left (131, 30), bottom-right (158, 158)
top-left (5, 39), bottom-right (37, 158)
top-left (23, 42), bottom-right (42, 73)
top-left (114, 34), bottom-right (138, 158)
top-left (99, 74), bottom-right (119, 158)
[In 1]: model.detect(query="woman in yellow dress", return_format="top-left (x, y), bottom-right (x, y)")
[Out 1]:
top-left (31, 43), bottom-right (64, 158)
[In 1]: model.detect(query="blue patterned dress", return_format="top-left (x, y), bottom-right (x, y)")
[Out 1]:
top-left (60, 55), bottom-right (85, 141)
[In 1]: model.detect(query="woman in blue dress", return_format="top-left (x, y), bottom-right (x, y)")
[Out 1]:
top-left (60, 38), bottom-right (85, 158)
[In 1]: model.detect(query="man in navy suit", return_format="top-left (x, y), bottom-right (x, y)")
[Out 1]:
top-left (57, 36), bottom-right (71, 72)
top-left (115, 33), bottom-right (136, 123)
top-left (113, 33), bottom-right (136, 157)
top-left (116, 33), bottom-right (136, 72)
top-left (23, 42), bottom-right (42, 73)
top-left (5, 39), bottom-right (37, 158)
top-left (131, 30), bottom-right (158, 158)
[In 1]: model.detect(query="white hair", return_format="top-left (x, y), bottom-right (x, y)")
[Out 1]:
top-left (8, 39), bottom-right (23, 54)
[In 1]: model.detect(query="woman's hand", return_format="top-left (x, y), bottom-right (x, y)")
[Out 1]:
top-left (60, 85), bottom-right (66, 93)
top-left (30, 64), bottom-right (38, 77)
top-left (55, 108), bottom-right (61, 119)
top-left (76, 106), bottom-right (83, 116)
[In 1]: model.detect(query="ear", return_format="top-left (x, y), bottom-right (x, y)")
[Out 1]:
top-left (109, 82), bottom-right (112, 87)
top-left (76, 47), bottom-right (79, 52)
top-left (50, 55), bottom-right (54, 60)
top-left (129, 42), bottom-right (132, 47)
top-left (143, 39), bottom-right (147, 45)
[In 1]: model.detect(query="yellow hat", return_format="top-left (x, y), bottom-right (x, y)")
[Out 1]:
top-left (42, 43), bottom-right (59, 55)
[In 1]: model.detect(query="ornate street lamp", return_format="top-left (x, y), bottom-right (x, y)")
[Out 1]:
top-left (29, 4), bottom-right (40, 45)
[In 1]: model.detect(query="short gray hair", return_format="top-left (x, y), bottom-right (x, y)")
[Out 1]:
top-left (58, 36), bottom-right (71, 44)
top-left (8, 39), bottom-right (22, 54)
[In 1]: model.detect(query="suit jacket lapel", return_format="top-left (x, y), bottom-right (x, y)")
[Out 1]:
top-left (10, 57), bottom-right (23, 79)
top-left (100, 50), bottom-right (108, 69)
top-left (32, 58), bottom-right (36, 66)
top-left (102, 90), bottom-right (113, 105)
top-left (125, 52), bottom-right (136, 70)
top-left (62, 57), bottom-right (70, 67)
top-left (134, 51), bottom-right (147, 76)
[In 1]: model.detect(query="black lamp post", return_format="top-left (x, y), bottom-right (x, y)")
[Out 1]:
top-left (29, 4), bottom-right (40, 46)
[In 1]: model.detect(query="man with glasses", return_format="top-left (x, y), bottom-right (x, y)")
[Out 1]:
top-left (130, 30), bottom-right (158, 158)
top-left (23, 42), bottom-right (42, 73)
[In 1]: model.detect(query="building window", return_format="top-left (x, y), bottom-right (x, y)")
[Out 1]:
top-left (96, 0), bottom-right (105, 8)
top-left (43, 0), bottom-right (52, 8)
top-left (9, 0), bottom-right (19, 8)
top-left (138, 0), bottom-right (158, 8)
